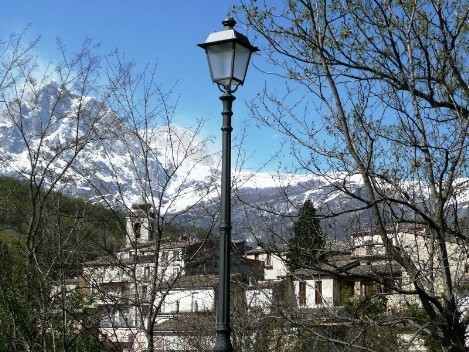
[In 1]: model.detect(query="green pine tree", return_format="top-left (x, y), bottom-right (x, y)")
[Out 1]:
top-left (286, 200), bottom-right (325, 271)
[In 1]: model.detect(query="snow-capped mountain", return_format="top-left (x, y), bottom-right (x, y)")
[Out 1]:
top-left (0, 82), bottom-right (467, 241)
top-left (0, 81), bottom-right (219, 213)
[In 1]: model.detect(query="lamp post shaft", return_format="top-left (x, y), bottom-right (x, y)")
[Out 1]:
top-left (214, 90), bottom-right (235, 352)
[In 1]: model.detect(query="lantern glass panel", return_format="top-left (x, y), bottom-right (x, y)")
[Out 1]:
top-left (233, 43), bottom-right (252, 84)
top-left (206, 43), bottom-right (234, 86)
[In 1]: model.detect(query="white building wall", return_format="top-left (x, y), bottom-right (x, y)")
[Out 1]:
top-left (153, 335), bottom-right (212, 351)
top-left (352, 233), bottom-right (385, 256)
top-left (158, 289), bottom-right (214, 314)
top-left (158, 248), bottom-right (184, 280)
top-left (264, 253), bottom-right (289, 280)
top-left (245, 249), bottom-right (289, 280)
top-left (245, 288), bottom-right (273, 312)
top-left (294, 278), bottom-right (334, 308)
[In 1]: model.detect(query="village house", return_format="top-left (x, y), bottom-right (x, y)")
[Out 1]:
top-left (351, 225), bottom-right (469, 312)
top-left (244, 245), bottom-right (289, 280)
top-left (79, 198), bottom-right (263, 351)
top-left (73, 198), bottom-right (468, 351)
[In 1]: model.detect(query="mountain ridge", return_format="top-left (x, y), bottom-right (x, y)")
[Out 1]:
top-left (1, 82), bottom-right (467, 241)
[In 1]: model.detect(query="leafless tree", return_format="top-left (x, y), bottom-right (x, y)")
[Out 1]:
top-left (237, 0), bottom-right (469, 350)
top-left (70, 55), bottom-right (222, 351)
top-left (0, 30), bottom-right (128, 350)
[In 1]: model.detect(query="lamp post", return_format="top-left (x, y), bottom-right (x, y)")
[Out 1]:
top-left (198, 17), bottom-right (258, 352)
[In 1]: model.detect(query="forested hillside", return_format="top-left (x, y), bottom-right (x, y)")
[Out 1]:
top-left (0, 176), bottom-right (128, 350)
top-left (0, 176), bottom-right (125, 274)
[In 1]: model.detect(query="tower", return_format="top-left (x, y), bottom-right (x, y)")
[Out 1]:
top-left (126, 196), bottom-right (156, 247)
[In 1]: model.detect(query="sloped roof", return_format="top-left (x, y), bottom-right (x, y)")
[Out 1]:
top-left (154, 313), bottom-right (214, 333)
top-left (245, 243), bottom-right (289, 255)
top-left (164, 275), bottom-right (219, 290)
top-left (245, 240), bottom-right (350, 256)
top-left (292, 255), bottom-right (360, 278)
top-left (347, 262), bottom-right (401, 276)
top-left (352, 224), bottom-right (428, 237)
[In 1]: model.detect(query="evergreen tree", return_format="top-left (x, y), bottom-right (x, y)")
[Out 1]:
top-left (286, 200), bottom-right (325, 271)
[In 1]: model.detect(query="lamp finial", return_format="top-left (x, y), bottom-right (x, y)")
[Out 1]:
top-left (222, 17), bottom-right (236, 29)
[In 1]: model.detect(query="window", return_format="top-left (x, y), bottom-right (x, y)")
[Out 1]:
top-left (365, 240), bottom-right (373, 255)
top-left (362, 282), bottom-right (374, 296)
top-left (315, 281), bottom-right (323, 305)
top-left (144, 266), bottom-right (150, 279)
top-left (173, 267), bottom-right (179, 277)
top-left (129, 251), bottom-right (136, 261)
top-left (111, 308), bottom-right (120, 324)
top-left (142, 285), bottom-right (147, 297)
top-left (192, 292), bottom-right (199, 312)
top-left (133, 222), bottom-right (141, 239)
top-left (149, 224), bottom-right (154, 241)
top-left (299, 281), bottom-right (306, 306)
top-left (174, 250), bottom-right (181, 261)
top-left (265, 253), bottom-right (272, 267)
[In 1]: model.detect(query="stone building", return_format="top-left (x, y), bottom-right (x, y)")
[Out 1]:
top-left (74, 199), bottom-right (468, 350)
top-left (79, 198), bottom-right (263, 351)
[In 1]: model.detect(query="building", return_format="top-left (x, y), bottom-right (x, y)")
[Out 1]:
top-left (78, 198), bottom-right (263, 351)
top-left (245, 245), bottom-right (289, 280)
top-left (73, 200), bottom-right (468, 350)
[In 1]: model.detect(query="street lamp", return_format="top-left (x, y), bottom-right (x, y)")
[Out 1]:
top-left (198, 17), bottom-right (258, 352)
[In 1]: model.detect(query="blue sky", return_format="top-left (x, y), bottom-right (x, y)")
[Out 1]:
top-left (0, 0), bottom-right (290, 172)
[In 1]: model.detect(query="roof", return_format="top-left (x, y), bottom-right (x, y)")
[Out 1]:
top-left (162, 275), bottom-right (219, 290)
top-left (347, 263), bottom-right (402, 276)
top-left (84, 239), bottom-right (202, 266)
top-left (292, 256), bottom-right (361, 278)
top-left (245, 243), bottom-right (289, 255)
top-left (244, 279), bottom-right (286, 290)
top-left (84, 255), bottom-right (118, 266)
top-left (129, 238), bottom-right (200, 251)
top-left (352, 224), bottom-right (428, 237)
top-left (245, 240), bottom-right (349, 256)
top-left (154, 313), bottom-right (214, 334)
top-left (242, 257), bottom-right (264, 268)
top-left (292, 255), bottom-right (401, 278)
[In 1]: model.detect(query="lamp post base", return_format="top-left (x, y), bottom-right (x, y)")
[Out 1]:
top-left (214, 327), bottom-right (233, 352)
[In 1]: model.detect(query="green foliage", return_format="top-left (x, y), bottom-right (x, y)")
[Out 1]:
top-left (343, 291), bottom-right (387, 319)
top-left (0, 232), bottom-right (101, 351)
top-left (0, 176), bottom-right (125, 275)
top-left (0, 177), bottom-right (126, 350)
top-left (234, 315), bottom-right (314, 352)
top-left (402, 304), bottom-right (443, 352)
top-left (0, 232), bottom-right (40, 351)
top-left (339, 288), bottom-right (400, 350)
top-left (0, 177), bottom-right (31, 232)
top-left (286, 200), bottom-right (325, 271)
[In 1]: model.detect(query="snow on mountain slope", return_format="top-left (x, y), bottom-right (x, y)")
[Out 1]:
top-left (0, 82), bottom-right (219, 214)
top-left (0, 82), bottom-right (467, 239)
